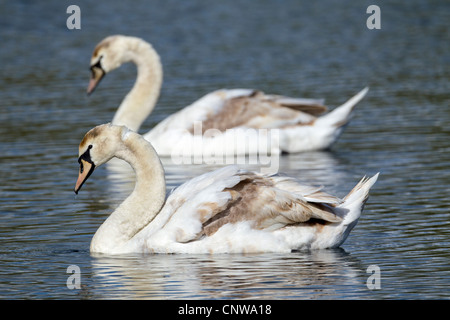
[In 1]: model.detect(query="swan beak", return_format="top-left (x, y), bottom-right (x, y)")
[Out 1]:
top-left (87, 66), bottom-right (105, 95)
top-left (74, 159), bottom-right (95, 194)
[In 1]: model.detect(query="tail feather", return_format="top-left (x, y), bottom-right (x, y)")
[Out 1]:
top-left (339, 173), bottom-right (379, 226)
top-left (316, 87), bottom-right (369, 128)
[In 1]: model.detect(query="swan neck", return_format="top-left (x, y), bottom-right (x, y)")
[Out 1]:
top-left (112, 40), bottom-right (163, 132)
top-left (90, 133), bottom-right (166, 253)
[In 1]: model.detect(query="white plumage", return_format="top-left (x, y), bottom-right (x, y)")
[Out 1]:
top-left (87, 35), bottom-right (369, 156)
top-left (75, 124), bottom-right (379, 254)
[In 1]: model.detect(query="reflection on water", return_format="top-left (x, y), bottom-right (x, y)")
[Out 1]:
top-left (105, 151), bottom-right (347, 200)
top-left (89, 249), bottom-right (364, 299)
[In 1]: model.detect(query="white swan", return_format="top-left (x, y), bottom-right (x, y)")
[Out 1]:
top-left (87, 35), bottom-right (369, 156)
top-left (74, 123), bottom-right (379, 254)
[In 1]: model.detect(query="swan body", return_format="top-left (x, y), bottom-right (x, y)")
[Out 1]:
top-left (88, 35), bottom-right (369, 156)
top-left (75, 123), bottom-right (379, 254)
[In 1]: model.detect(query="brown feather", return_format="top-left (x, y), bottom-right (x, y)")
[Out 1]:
top-left (189, 91), bottom-right (326, 134)
top-left (201, 173), bottom-right (342, 237)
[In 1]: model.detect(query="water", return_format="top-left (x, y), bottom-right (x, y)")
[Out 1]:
top-left (0, 0), bottom-right (449, 300)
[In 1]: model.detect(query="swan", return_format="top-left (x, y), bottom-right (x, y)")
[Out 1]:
top-left (74, 123), bottom-right (379, 254)
top-left (87, 35), bottom-right (369, 156)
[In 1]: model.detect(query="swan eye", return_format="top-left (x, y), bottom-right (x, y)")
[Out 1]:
top-left (78, 145), bottom-right (94, 171)
top-left (90, 56), bottom-right (103, 72)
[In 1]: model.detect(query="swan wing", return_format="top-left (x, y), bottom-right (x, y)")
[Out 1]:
top-left (146, 89), bottom-right (254, 138)
top-left (145, 89), bottom-right (329, 155)
top-left (144, 167), bottom-right (343, 246)
top-left (148, 89), bottom-right (327, 136)
top-left (134, 165), bottom-right (243, 243)
top-left (201, 173), bottom-right (343, 235)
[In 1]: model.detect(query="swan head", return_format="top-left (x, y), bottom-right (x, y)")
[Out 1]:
top-left (87, 35), bottom-right (137, 95)
top-left (74, 123), bottom-right (130, 194)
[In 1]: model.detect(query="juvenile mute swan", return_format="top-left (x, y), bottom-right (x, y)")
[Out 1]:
top-left (75, 123), bottom-right (379, 254)
top-left (87, 35), bottom-right (369, 155)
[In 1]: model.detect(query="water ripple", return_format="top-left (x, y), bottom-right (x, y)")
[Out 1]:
top-left (0, 0), bottom-right (449, 299)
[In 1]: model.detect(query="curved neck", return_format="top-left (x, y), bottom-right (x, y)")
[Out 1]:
top-left (112, 39), bottom-right (163, 132)
top-left (90, 132), bottom-right (166, 253)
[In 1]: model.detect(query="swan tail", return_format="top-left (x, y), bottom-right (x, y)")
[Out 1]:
top-left (338, 172), bottom-right (379, 226)
top-left (316, 87), bottom-right (369, 128)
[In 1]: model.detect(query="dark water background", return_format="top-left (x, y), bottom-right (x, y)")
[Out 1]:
top-left (0, 0), bottom-right (448, 299)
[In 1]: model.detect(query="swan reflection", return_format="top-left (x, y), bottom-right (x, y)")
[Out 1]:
top-left (90, 248), bottom-right (363, 299)
top-left (106, 151), bottom-right (347, 198)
